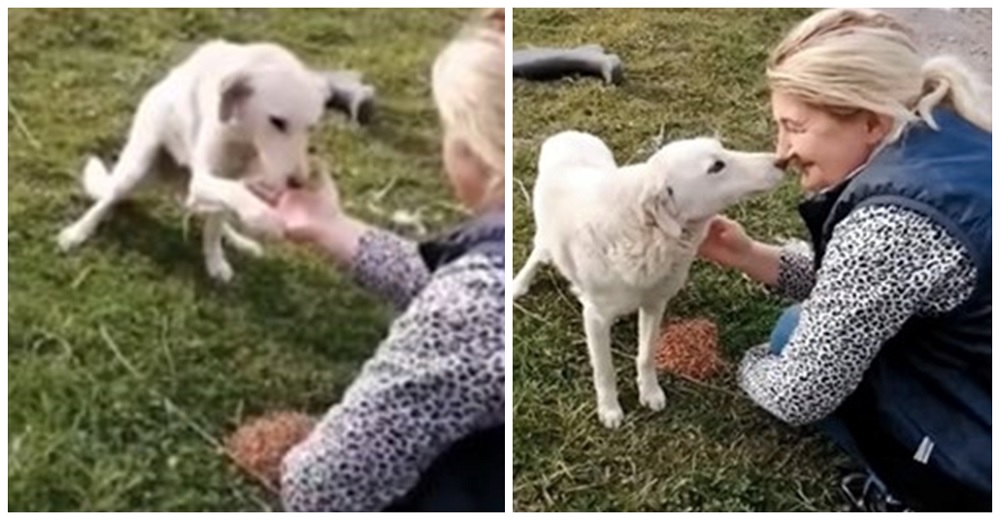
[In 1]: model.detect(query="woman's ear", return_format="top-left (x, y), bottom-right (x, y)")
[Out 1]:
top-left (864, 111), bottom-right (894, 145)
top-left (444, 137), bottom-right (491, 209)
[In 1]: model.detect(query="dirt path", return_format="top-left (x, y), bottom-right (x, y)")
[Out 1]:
top-left (886, 8), bottom-right (991, 80)
top-left (882, 8), bottom-right (991, 110)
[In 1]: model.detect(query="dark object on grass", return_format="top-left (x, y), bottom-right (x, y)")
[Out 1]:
top-left (320, 70), bottom-right (376, 125)
top-left (512, 44), bottom-right (624, 85)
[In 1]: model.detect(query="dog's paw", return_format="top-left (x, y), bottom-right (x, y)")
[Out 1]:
top-left (234, 238), bottom-right (264, 258)
top-left (207, 258), bottom-right (234, 283)
top-left (241, 205), bottom-right (284, 239)
top-left (639, 382), bottom-right (667, 411)
top-left (597, 402), bottom-right (625, 429)
top-left (224, 225), bottom-right (265, 257)
top-left (57, 224), bottom-right (88, 252)
top-left (510, 279), bottom-right (529, 300)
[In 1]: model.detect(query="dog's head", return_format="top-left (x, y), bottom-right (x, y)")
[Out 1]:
top-left (218, 56), bottom-right (326, 191)
top-left (641, 137), bottom-right (783, 237)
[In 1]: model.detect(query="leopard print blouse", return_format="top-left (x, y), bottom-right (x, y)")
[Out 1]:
top-left (738, 204), bottom-right (977, 426)
top-left (280, 229), bottom-right (505, 511)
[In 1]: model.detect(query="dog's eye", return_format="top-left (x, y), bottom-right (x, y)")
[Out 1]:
top-left (269, 116), bottom-right (288, 133)
top-left (707, 160), bottom-right (725, 174)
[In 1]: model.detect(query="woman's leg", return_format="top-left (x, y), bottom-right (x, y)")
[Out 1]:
top-left (384, 425), bottom-right (504, 512)
top-left (767, 305), bottom-right (906, 510)
top-left (768, 304), bottom-right (801, 355)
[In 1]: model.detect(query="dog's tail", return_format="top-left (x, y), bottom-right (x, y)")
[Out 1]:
top-left (81, 156), bottom-right (112, 200)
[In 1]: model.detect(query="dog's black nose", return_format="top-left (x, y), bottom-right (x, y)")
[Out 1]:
top-left (773, 156), bottom-right (791, 170)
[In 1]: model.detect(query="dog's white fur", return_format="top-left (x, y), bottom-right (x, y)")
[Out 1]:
top-left (57, 40), bottom-right (327, 281)
top-left (512, 131), bottom-right (783, 428)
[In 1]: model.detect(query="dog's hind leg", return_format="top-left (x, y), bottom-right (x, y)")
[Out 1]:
top-left (222, 221), bottom-right (264, 258)
top-left (58, 124), bottom-right (160, 251)
top-left (203, 214), bottom-right (234, 282)
top-left (637, 298), bottom-right (668, 411)
top-left (511, 239), bottom-right (549, 299)
top-left (583, 303), bottom-right (624, 428)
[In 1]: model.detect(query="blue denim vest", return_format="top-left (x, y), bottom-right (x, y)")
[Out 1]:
top-left (798, 109), bottom-right (991, 510)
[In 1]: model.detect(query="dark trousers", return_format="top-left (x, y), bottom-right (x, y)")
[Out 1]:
top-left (385, 425), bottom-right (505, 512)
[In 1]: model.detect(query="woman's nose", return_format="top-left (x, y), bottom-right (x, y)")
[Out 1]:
top-left (774, 134), bottom-right (792, 166)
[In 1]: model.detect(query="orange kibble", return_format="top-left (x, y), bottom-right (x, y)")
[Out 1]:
top-left (655, 318), bottom-right (724, 381)
top-left (225, 411), bottom-right (318, 490)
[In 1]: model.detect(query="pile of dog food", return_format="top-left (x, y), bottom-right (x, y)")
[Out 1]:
top-left (655, 318), bottom-right (725, 381)
top-left (225, 411), bottom-right (318, 491)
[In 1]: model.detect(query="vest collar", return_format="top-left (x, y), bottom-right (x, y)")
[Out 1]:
top-left (417, 210), bottom-right (505, 272)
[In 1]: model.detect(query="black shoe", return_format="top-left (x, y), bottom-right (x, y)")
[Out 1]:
top-left (839, 472), bottom-right (912, 512)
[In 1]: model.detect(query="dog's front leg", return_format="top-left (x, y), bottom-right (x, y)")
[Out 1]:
top-left (202, 214), bottom-right (233, 282)
top-left (187, 171), bottom-right (284, 239)
top-left (582, 303), bottom-right (624, 429)
top-left (637, 298), bottom-right (669, 411)
top-left (187, 128), bottom-right (284, 238)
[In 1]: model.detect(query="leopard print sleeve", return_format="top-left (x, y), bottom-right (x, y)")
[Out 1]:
top-left (738, 204), bottom-right (977, 426)
top-left (280, 253), bottom-right (505, 512)
top-left (771, 240), bottom-right (817, 302)
top-left (350, 229), bottom-right (431, 312)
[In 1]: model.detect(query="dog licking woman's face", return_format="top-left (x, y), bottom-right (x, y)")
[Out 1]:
top-left (646, 137), bottom-right (785, 228)
top-left (219, 65), bottom-right (326, 192)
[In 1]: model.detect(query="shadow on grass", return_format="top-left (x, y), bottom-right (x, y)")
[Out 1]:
top-left (92, 202), bottom-right (388, 363)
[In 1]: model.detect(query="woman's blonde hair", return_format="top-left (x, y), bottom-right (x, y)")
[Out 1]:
top-left (431, 8), bottom-right (506, 207)
top-left (767, 8), bottom-right (991, 141)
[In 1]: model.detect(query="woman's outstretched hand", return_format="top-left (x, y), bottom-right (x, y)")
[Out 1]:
top-left (249, 162), bottom-right (343, 246)
top-left (698, 215), bottom-right (753, 269)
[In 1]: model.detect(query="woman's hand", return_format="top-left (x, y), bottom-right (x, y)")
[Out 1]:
top-left (249, 164), bottom-right (369, 268)
top-left (250, 165), bottom-right (343, 246)
top-left (699, 215), bottom-right (784, 287)
top-left (274, 170), bottom-right (343, 245)
top-left (698, 216), bottom-right (753, 269)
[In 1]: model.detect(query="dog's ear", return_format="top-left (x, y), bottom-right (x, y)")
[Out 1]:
top-left (219, 71), bottom-right (254, 123)
top-left (643, 186), bottom-right (683, 239)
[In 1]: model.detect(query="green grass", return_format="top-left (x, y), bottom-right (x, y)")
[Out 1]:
top-left (8, 8), bottom-right (475, 511)
top-left (512, 8), bottom-right (848, 512)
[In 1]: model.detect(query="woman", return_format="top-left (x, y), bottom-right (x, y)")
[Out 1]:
top-left (259, 9), bottom-right (505, 511)
top-left (698, 9), bottom-right (991, 512)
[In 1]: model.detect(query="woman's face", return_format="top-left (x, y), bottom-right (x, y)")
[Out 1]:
top-left (443, 134), bottom-right (490, 210)
top-left (771, 91), bottom-right (892, 192)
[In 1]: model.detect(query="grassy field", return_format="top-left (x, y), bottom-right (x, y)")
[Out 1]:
top-left (512, 8), bottom-right (849, 512)
top-left (8, 8), bottom-right (474, 511)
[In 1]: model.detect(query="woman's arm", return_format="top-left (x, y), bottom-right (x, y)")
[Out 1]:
top-left (321, 217), bottom-right (431, 313)
top-left (699, 216), bottom-right (816, 300)
top-left (768, 240), bottom-right (817, 302)
top-left (266, 174), bottom-right (432, 311)
top-left (738, 205), bottom-right (976, 426)
top-left (280, 255), bottom-right (504, 512)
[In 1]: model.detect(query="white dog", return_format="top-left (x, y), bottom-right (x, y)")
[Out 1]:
top-left (57, 40), bottom-right (328, 281)
top-left (512, 131), bottom-right (783, 428)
